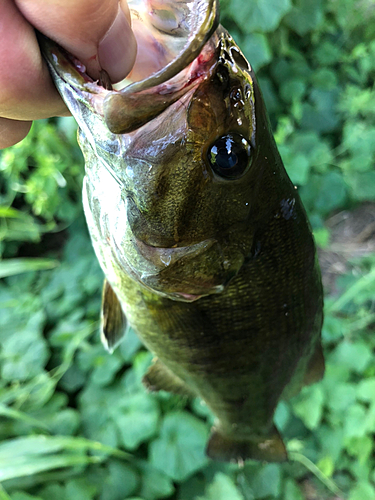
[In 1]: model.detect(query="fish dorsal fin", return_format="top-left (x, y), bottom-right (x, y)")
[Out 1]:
top-left (100, 279), bottom-right (127, 353)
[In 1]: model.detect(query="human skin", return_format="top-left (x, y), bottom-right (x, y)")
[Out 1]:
top-left (0, 0), bottom-right (137, 149)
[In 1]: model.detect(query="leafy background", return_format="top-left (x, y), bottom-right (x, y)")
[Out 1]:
top-left (1, 0), bottom-right (375, 498)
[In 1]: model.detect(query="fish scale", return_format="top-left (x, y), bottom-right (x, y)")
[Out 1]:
top-left (39, 0), bottom-right (324, 463)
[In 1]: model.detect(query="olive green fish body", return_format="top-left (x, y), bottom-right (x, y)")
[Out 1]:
top-left (88, 157), bottom-right (323, 459)
top-left (40, 5), bottom-right (324, 462)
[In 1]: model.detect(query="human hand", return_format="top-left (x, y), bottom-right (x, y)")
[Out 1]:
top-left (0, 0), bottom-right (137, 149)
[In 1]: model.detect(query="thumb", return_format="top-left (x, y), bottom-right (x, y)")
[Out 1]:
top-left (16, 0), bottom-right (137, 83)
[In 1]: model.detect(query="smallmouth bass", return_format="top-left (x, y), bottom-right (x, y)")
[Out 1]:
top-left (40, 0), bottom-right (324, 463)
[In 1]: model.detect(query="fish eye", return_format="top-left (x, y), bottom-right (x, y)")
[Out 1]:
top-left (207, 133), bottom-right (252, 179)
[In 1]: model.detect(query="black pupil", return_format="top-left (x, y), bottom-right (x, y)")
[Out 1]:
top-left (207, 133), bottom-right (251, 179)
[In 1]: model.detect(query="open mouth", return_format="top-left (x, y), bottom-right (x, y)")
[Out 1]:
top-left (39, 0), bottom-right (220, 135)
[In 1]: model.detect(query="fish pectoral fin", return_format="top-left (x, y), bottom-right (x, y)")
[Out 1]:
top-left (100, 279), bottom-right (127, 353)
top-left (206, 425), bottom-right (288, 463)
top-left (142, 359), bottom-right (194, 397)
top-left (303, 342), bottom-right (325, 386)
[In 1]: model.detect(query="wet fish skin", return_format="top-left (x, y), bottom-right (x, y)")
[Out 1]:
top-left (40, 10), bottom-right (324, 463)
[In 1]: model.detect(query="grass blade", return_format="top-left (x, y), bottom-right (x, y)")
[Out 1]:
top-left (0, 259), bottom-right (59, 278)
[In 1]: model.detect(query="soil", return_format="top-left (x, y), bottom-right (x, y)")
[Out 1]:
top-left (318, 203), bottom-right (375, 296)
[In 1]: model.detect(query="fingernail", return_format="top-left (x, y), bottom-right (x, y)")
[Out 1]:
top-left (98, 5), bottom-right (137, 84)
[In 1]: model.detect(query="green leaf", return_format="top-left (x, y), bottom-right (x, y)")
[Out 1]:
top-left (229, 0), bottom-right (292, 32)
top-left (79, 382), bottom-right (128, 448)
top-left (348, 171), bottom-right (375, 201)
top-left (234, 32), bottom-right (272, 71)
top-left (99, 461), bottom-right (139, 500)
top-left (37, 484), bottom-right (65, 500)
top-left (117, 393), bottom-right (160, 450)
top-left (77, 344), bottom-right (123, 387)
top-left (342, 121), bottom-right (375, 172)
top-left (0, 404), bottom-right (50, 432)
top-left (316, 456), bottom-right (335, 478)
top-left (283, 479), bottom-right (304, 500)
top-left (138, 462), bottom-right (175, 500)
top-left (345, 436), bottom-right (373, 464)
top-left (313, 227), bottom-right (330, 248)
top-left (348, 481), bottom-right (375, 500)
top-left (0, 207), bottom-right (30, 218)
top-left (119, 326), bottom-right (142, 362)
top-left (249, 463), bottom-right (282, 498)
top-left (300, 89), bottom-right (340, 133)
top-left (310, 69), bottom-right (338, 91)
top-left (10, 494), bottom-right (43, 500)
top-left (280, 145), bottom-right (310, 185)
top-left (0, 259), bottom-right (59, 278)
top-left (280, 78), bottom-right (306, 104)
top-left (329, 341), bottom-right (372, 374)
top-left (39, 478), bottom-right (98, 500)
top-left (149, 412), bottom-right (209, 481)
top-left (291, 385), bottom-right (324, 430)
top-left (300, 171), bottom-right (348, 217)
top-left (312, 41), bottom-right (343, 66)
top-left (284, 0), bottom-right (323, 35)
top-left (274, 401), bottom-right (291, 432)
top-left (343, 404), bottom-right (368, 439)
top-left (0, 435), bottom-right (131, 481)
top-left (325, 383), bottom-right (356, 412)
top-left (321, 315), bottom-right (343, 343)
top-left (0, 454), bottom-right (97, 481)
top-left (317, 425), bottom-right (345, 463)
top-left (0, 310), bottom-right (49, 382)
top-left (198, 473), bottom-right (244, 500)
top-left (339, 85), bottom-right (375, 119)
top-left (0, 213), bottom-right (44, 245)
top-left (357, 378), bottom-right (375, 403)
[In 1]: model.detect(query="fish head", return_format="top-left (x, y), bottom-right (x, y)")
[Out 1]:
top-left (116, 30), bottom-right (259, 301)
top-left (40, 1), bottom-right (284, 302)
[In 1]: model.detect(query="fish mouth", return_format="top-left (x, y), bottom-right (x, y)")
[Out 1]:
top-left (38, 0), bottom-right (220, 135)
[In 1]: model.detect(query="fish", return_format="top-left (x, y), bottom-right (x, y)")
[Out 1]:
top-left (39, 0), bottom-right (324, 463)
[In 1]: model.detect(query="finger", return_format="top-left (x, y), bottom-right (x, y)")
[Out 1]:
top-left (16, 0), bottom-right (137, 83)
top-left (0, 117), bottom-right (32, 149)
top-left (0, 0), bottom-right (68, 121)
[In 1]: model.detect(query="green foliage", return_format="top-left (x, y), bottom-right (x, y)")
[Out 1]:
top-left (228, 0), bottom-right (291, 32)
top-left (223, 0), bottom-right (375, 228)
top-left (0, 0), bottom-right (374, 499)
top-left (0, 118), bottom-right (82, 258)
top-left (149, 412), bottom-right (209, 481)
top-left (198, 473), bottom-right (243, 500)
